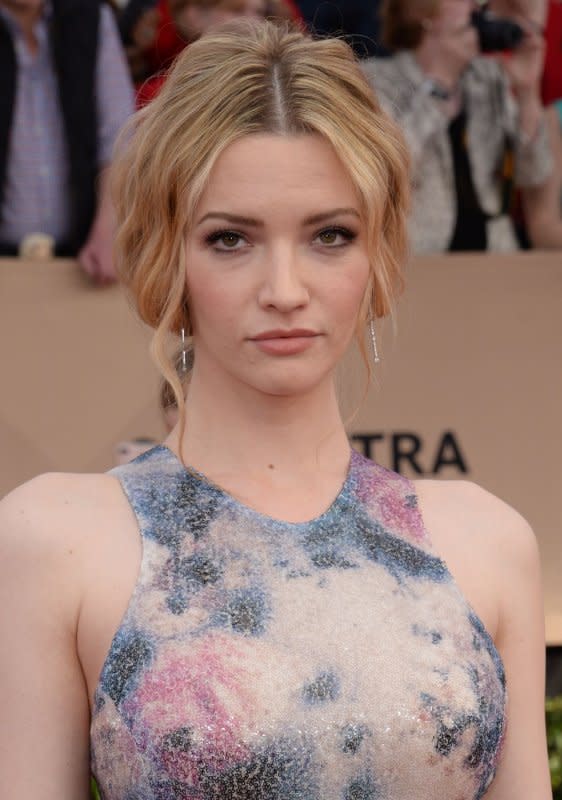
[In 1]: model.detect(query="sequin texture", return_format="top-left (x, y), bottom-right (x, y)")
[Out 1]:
top-left (90, 446), bottom-right (507, 799)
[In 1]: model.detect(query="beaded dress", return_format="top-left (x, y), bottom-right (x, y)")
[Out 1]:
top-left (90, 445), bottom-right (507, 800)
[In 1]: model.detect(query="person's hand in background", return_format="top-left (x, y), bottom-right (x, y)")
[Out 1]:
top-left (498, 20), bottom-right (545, 141)
top-left (489, 0), bottom-right (547, 28)
top-left (78, 169), bottom-right (118, 286)
top-left (78, 215), bottom-right (117, 286)
top-left (500, 23), bottom-right (544, 95)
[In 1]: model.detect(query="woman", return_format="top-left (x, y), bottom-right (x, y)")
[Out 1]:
top-left (363, 0), bottom-right (552, 253)
top-left (0, 20), bottom-right (550, 799)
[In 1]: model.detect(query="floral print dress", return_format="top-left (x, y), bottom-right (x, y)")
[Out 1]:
top-left (90, 446), bottom-right (507, 799)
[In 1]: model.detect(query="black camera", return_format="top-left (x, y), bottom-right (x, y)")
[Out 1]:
top-left (471, 8), bottom-right (525, 52)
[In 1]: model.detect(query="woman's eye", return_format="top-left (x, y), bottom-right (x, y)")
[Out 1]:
top-left (206, 230), bottom-right (246, 251)
top-left (315, 227), bottom-right (356, 247)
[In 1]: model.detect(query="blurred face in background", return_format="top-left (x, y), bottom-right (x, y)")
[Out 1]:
top-left (426, 0), bottom-right (474, 35)
top-left (172, 0), bottom-right (267, 40)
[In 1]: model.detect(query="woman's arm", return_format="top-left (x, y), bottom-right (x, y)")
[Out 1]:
top-left (483, 500), bottom-right (552, 798)
top-left (0, 475), bottom-right (91, 799)
top-left (416, 480), bottom-right (552, 798)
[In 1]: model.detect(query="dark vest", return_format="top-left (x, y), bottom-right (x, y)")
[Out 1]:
top-left (0, 0), bottom-right (100, 256)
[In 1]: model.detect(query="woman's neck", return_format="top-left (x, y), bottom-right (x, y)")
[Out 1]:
top-left (165, 365), bottom-right (351, 489)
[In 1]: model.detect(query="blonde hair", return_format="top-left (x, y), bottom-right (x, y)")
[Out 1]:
top-left (380, 0), bottom-right (440, 50)
top-left (112, 19), bottom-right (410, 438)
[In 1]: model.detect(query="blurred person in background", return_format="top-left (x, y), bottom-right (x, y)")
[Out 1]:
top-left (486, 0), bottom-right (562, 248)
top-left (119, 0), bottom-right (186, 85)
top-left (363, 0), bottom-right (552, 253)
top-left (0, 0), bottom-right (135, 282)
top-left (123, 0), bottom-right (299, 105)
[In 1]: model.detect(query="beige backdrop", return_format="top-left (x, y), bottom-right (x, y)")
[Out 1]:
top-left (1, 253), bottom-right (561, 639)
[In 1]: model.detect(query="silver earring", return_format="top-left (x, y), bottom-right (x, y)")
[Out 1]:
top-left (369, 317), bottom-right (380, 364)
top-left (180, 328), bottom-right (188, 373)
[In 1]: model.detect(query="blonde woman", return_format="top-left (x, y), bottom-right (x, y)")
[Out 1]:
top-left (0, 20), bottom-right (550, 800)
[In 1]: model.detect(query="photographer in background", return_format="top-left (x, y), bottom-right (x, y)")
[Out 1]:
top-left (363, 0), bottom-right (552, 253)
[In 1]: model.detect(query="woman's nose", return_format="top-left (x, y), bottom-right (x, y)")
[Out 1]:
top-left (257, 248), bottom-right (310, 312)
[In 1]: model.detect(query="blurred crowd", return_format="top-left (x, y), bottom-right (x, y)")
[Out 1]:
top-left (1, 0), bottom-right (562, 283)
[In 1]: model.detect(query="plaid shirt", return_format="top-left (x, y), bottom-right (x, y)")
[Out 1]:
top-left (0, 2), bottom-right (134, 247)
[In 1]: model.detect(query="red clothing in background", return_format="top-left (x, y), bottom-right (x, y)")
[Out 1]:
top-left (542, 0), bottom-right (562, 104)
top-left (135, 0), bottom-right (186, 108)
top-left (136, 0), bottom-right (303, 107)
top-left (143, 0), bottom-right (186, 75)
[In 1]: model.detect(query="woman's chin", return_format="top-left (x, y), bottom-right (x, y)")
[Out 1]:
top-left (245, 365), bottom-right (333, 399)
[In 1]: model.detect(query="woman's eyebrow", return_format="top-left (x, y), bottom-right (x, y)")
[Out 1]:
top-left (303, 208), bottom-right (360, 225)
top-left (197, 208), bottom-right (360, 227)
top-left (197, 212), bottom-right (263, 227)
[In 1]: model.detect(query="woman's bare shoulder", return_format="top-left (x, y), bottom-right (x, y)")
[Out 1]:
top-left (0, 472), bottom-right (127, 797)
top-left (413, 479), bottom-right (540, 641)
top-left (0, 471), bottom-right (126, 577)
top-left (414, 482), bottom-right (550, 795)
top-left (414, 477), bottom-right (535, 550)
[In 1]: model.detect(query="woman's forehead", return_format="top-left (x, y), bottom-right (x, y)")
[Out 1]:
top-left (198, 135), bottom-right (359, 209)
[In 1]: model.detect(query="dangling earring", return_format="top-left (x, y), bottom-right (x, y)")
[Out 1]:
top-left (369, 317), bottom-right (380, 365)
top-left (180, 327), bottom-right (188, 373)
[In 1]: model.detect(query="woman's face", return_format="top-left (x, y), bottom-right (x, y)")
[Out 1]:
top-left (184, 134), bottom-right (371, 399)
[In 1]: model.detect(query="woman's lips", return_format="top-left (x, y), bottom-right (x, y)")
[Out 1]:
top-left (249, 330), bottom-right (321, 356)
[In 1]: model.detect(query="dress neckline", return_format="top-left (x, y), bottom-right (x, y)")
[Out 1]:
top-left (156, 443), bottom-right (358, 529)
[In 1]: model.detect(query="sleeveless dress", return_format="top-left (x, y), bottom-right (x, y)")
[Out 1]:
top-left (90, 445), bottom-right (507, 800)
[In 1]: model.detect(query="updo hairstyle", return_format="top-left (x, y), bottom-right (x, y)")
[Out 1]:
top-left (112, 19), bottom-right (410, 427)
